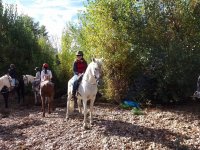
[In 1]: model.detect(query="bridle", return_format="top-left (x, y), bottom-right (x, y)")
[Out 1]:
top-left (24, 75), bottom-right (29, 84)
top-left (6, 74), bottom-right (13, 91)
top-left (83, 69), bottom-right (101, 86)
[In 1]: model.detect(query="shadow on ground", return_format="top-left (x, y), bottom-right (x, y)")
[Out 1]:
top-left (0, 118), bottom-right (45, 141)
top-left (95, 118), bottom-right (192, 150)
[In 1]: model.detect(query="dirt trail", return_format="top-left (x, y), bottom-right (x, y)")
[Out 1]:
top-left (0, 98), bottom-right (200, 150)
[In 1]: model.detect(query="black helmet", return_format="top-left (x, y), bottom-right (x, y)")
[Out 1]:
top-left (35, 67), bottom-right (40, 71)
top-left (76, 51), bottom-right (83, 56)
top-left (10, 64), bottom-right (15, 69)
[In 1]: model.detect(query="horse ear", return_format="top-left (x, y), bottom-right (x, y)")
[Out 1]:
top-left (100, 57), bottom-right (104, 63)
top-left (92, 58), bottom-right (96, 62)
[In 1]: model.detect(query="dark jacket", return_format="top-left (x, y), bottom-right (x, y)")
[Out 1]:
top-left (8, 68), bottom-right (17, 78)
top-left (73, 58), bottom-right (87, 75)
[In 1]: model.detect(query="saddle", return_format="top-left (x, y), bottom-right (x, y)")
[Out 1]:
top-left (75, 74), bottom-right (84, 96)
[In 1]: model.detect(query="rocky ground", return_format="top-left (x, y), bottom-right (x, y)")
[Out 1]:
top-left (0, 96), bottom-right (200, 150)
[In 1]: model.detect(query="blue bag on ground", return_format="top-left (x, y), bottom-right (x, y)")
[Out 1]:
top-left (124, 100), bottom-right (140, 108)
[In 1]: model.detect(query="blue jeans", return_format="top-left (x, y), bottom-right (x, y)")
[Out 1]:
top-left (11, 78), bottom-right (16, 87)
top-left (72, 74), bottom-right (83, 97)
top-left (72, 75), bottom-right (79, 96)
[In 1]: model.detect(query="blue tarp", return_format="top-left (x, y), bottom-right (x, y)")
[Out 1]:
top-left (124, 100), bottom-right (140, 108)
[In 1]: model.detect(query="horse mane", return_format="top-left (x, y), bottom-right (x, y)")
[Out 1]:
top-left (44, 75), bottom-right (51, 81)
top-left (83, 58), bottom-right (103, 80)
top-left (0, 74), bottom-right (7, 80)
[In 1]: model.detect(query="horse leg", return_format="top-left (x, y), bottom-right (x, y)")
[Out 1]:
top-left (89, 98), bottom-right (95, 127)
top-left (16, 88), bottom-right (21, 104)
top-left (41, 96), bottom-right (45, 117)
top-left (82, 99), bottom-right (88, 129)
top-left (77, 98), bottom-right (82, 114)
top-left (21, 88), bottom-right (25, 104)
top-left (2, 93), bottom-right (9, 108)
top-left (48, 97), bottom-right (52, 114)
top-left (66, 97), bottom-right (71, 119)
top-left (34, 92), bottom-right (37, 105)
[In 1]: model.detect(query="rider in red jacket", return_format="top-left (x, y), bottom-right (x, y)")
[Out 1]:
top-left (72, 51), bottom-right (87, 100)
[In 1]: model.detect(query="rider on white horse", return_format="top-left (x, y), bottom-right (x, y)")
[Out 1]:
top-left (71, 51), bottom-right (88, 101)
top-left (41, 63), bottom-right (52, 82)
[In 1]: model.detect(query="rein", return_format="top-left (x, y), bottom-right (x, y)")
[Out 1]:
top-left (7, 75), bottom-right (12, 87)
top-left (6, 74), bottom-right (12, 91)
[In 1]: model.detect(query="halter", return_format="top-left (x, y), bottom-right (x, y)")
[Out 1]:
top-left (6, 74), bottom-right (12, 91)
top-left (24, 75), bottom-right (29, 83)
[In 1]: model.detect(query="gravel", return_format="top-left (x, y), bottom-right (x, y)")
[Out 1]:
top-left (0, 101), bottom-right (200, 150)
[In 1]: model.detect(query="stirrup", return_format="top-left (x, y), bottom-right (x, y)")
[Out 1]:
top-left (71, 95), bottom-right (76, 101)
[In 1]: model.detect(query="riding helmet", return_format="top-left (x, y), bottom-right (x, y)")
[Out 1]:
top-left (43, 63), bottom-right (49, 68)
top-left (10, 64), bottom-right (15, 69)
top-left (76, 51), bottom-right (83, 56)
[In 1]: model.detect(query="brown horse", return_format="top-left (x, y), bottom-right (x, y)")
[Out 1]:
top-left (40, 76), bottom-right (54, 117)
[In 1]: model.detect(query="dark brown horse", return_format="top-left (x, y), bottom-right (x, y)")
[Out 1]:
top-left (40, 77), bottom-right (54, 117)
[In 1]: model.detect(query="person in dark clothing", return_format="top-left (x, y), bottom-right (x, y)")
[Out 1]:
top-left (8, 64), bottom-right (17, 86)
top-left (71, 51), bottom-right (87, 100)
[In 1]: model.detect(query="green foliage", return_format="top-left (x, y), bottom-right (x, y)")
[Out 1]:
top-left (131, 108), bottom-right (144, 115)
top-left (77, 0), bottom-right (200, 104)
top-left (119, 103), bottom-right (132, 110)
top-left (2, 0), bottom-right (200, 105)
top-left (79, 0), bottom-right (141, 103)
top-left (0, 1), bottom-right (56, 82)
top-left (56, 23), bottom-right (80, 90)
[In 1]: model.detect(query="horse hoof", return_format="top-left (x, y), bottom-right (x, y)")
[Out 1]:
top-left (35, 103), bottom-right (40, 106)
top-left (64, 118), bottom-right (69, 122)
top-left (83, 126), bottom-right (90, 130)
top-left (83, 123), bottom-right (90, 130)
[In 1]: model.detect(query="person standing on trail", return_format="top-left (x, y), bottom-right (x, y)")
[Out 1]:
top-left (71, 51), bottom-right (87, 101)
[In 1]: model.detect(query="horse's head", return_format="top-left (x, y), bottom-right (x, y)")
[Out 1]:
top-left (91, 58), bottom-right (103, 84)
top-left (23, 75), bottom-right (29, 85)
top-left (3, 74), bottom-right (14, 90)
top-left (23, 75), bottom-right (35, 86)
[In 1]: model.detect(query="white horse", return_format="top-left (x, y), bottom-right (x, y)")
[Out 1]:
top-left (66, 58), bottom-right (103, 129)
top-left (0, 74), bottom-right (13, 91)
top-left (23, 74), bottom-right (40, 105)
top-left (0, 74), bottom-right (14, 108)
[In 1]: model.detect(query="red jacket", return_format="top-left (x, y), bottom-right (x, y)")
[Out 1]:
top-left (73, 58), bottom-right (87, 75)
